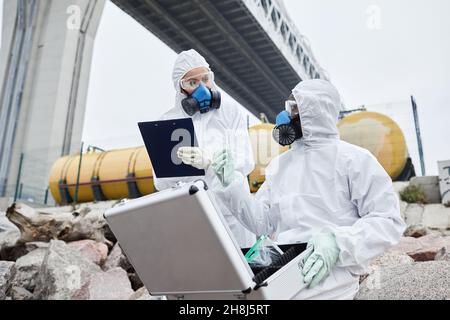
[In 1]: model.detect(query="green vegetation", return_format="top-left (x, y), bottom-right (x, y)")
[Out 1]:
top-left (400, 185), bottom-right (428, 204)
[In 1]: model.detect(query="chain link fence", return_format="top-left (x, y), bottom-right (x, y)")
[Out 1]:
top-left (1, 144), bottom-right (67, 207)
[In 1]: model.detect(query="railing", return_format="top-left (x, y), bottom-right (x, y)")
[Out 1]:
top-left (243, 0), bottom-right (329, 81)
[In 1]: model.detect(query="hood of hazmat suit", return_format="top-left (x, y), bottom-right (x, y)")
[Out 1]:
top-left (218, 79), bottom-right (406, 299)
top-left (153, 49), bottom-right (256, 248)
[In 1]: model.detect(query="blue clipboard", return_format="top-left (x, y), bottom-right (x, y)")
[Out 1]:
top-left (138, 118), bottom-right (205, 178)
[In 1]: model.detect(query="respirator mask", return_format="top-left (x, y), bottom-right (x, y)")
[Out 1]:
top-left (272, 100), bottom-right (303, 146)
top-left (180, 71), bottom-right (221, 116)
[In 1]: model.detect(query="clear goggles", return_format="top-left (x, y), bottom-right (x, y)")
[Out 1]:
top-left (180, 71), bottom-right (214, 91)
top-left (285, 100), bottom-right (299, 116)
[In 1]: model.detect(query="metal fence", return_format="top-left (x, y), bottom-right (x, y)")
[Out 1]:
top-left (1, 145), bottom-right (64, 207)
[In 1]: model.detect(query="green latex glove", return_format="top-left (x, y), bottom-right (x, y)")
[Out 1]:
top-left (302, 232), bottom-right (340, 288)
top-left (211, 150), bottom-right (236, 187)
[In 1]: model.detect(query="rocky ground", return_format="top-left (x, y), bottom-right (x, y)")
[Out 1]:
top-left (356, 182), bottom-right (450, 300)
top-left (0, 201), bottom-right (160, 300)
top-left (1, 182), bottom-right (450, 300)
top-left (356, 235), bottom-right (450, 300)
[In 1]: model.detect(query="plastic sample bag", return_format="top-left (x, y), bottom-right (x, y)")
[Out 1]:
top-left (245, 235), bottom-right (284, 268)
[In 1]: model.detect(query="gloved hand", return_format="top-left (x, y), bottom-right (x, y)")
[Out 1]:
top-left (302, 232), bottom-right (340, 289)
top-left (211, 150), bottom-right (236, 187)
top-left (177, 147), bottom-right (212, 170)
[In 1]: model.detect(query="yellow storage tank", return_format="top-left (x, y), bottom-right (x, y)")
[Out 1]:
top-left (49, 112), bottom-right (411, 205)
top-left (134, 147), bottom-right (155, 195)
top-left (97, 148), bottom-right (139, 200)
top-left (49, 155), bottom-right (76, 205)
top-left (248, 123), bottom-right (289, 193)
top-left (65, 151), bottom-right (104, 203)
top-left (49, 147), bottom-right (154, 205)
top-left (338, 111), bottom-right (408, 180)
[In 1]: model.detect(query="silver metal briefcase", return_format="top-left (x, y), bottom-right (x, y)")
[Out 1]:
top-left (104, 180), bottom-right (309, 300)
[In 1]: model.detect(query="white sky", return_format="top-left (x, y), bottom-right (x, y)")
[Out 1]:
top-left (283, 0), bottom-right (450, 175)
top-left (81, 1), bottom-right (257, 151)
top-left (1, 0), bottom-right (449, 175)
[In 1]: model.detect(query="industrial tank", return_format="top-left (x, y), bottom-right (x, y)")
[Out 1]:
top-left (248, 123), bottom-right (289, 193)
top-left (250, 114), bottom-right (413, 192)
top-left (49, 147), bottom-right (154, 205)
top-left (49, 124), bottom-right (289, 204)
top-left (338, 111), bottom-right (411, 181)
top-left (49, 112), bottom-right (414, 204)
top-left (49, 152), bottom-right (103, 204)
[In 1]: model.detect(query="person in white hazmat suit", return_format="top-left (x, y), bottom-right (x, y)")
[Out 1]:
top-left (153, 49), bottom-right (256, 248)
top-left (211, 79), bottom-right (406, 299)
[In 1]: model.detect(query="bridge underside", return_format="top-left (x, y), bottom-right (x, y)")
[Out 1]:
top-left (112, 0), bottom-right (303, 121)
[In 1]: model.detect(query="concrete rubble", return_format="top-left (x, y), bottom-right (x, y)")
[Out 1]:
top-left (395, 180), bottom-right (450, 237)
top-left (0, 261), bottom-right (14, 300)
top-left (1, 178), bottom-right (450, 300)
top-left (0, 202), bottom-right (156, 301)
top-left (71, 267), bottom-right (134, 300)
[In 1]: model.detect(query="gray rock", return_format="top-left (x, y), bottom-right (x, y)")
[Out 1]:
top-left (360, 252), bottom-right (414, 284)
top-left (435, 247), bottom-right (450, 261)
top-left (9, 286), bottom-right (33, 300)
top-left (0, 212), bottom-right (20, 251)
top-left (356, 261), bottom-right (450, 300)
top-left (103, 243), bottom-right (133, 272)
top-left (390, 235), bottom-right (450, 261)
top-left (399, 201), bottom-right (408, 221)
top-left (0, 261), bottom-right (14, 300)
top-left (72, 267), bottom-right (134, 300)
top-left (370, 251), bottom-right (414, 269)
top-left (6, 203), bottom-right (113, 245)
top-left (9, 248), bottom-right (48, 292)
top-left (404, 204), bottom-right (425, 227)
top-left (129, 287), bottom-right (165, 301)
top-left (128, 272), bottom-right (144, 291)
top-left (77, 201), bottom-right (119, 212)
top-left (68, 240), bottom-right (108, 266)
top-left (23, 241), bottom-right (49, 251)
top-left (0, 242), bottom-right (49, 262)
top-left (33, 240), bottom-right (102, 300)
top-left (408, 236), bottom-right (450, 262)
top-left (73, 201), bottom-right (118, 244)
top-left (129, 287), bottom-right (150, 300)
top-left (401, 203), bottom-right (450, 237)
top-left (103, 243), bottom-right (142, 290)
top-left (404, 224), bottom-right (428, 238)
top-left (390, 236), bottom-right (432, 254)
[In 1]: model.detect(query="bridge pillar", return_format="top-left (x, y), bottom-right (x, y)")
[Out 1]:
top-left (0, 0), bottom-right (105, 199)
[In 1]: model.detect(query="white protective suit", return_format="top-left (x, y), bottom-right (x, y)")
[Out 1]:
top-left (217, 79), bottom-right (406, 299)
top-left (153, 49), bottom-right (256, 248)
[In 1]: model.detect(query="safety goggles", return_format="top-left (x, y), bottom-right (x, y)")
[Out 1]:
top-left (180, 71), bottom-right (214, 91)
top-left (285, 100), bottom-right (299, 116)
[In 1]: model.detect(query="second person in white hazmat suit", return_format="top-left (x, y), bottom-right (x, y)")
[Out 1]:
top-left (153, 49), bottom-right (256, 248)
top-left (212, 79), bottom-right (406, 299)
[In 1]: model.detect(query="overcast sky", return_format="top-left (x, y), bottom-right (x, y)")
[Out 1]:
top-left (81, 1), bottom-right (258, 152)
top-left (1, 1), bottom-right (449, 175)
top-left (283, 0), bottom-right (450, 175)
